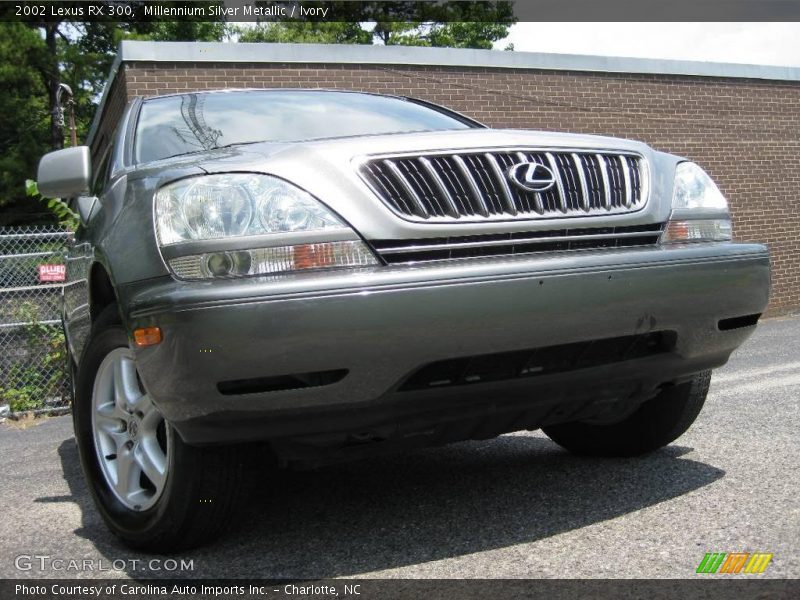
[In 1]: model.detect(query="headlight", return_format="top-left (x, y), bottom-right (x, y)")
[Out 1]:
top-left (661, 162), bottom-right (731, 244)
top-left (671, 162), bottom-right (728, 210)
top-left (156, 174), bottom-right (344, 245)
top-left (155, 174), bottom-right (379, 279)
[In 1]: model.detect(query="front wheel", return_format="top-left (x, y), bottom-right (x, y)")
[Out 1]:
top-left (73, 306), bottom-right (243, 551)
top-left (542, 370), bottom-right (712, 457)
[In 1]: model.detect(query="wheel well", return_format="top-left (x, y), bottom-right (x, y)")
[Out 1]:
top-left (89, 264), bottom-right (117, 323)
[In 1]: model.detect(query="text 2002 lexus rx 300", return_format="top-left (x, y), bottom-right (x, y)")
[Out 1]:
top-left (37, 89), bottom-right (770, 550)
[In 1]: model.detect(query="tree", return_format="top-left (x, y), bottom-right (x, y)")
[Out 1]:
top-left (0, 23), bottom-right (51, 221)
top-left (33, 18), bottom-right (230, 151)
top-left (0, 17), bottom-right (229, 224)
top-left (371, 1), bottom-right (515, 47)
top-left (0, 3), bottom-right (514, 224)
top-left (428, 23), bottom-right (511, 49)
top-left (238, 1), bottom-right (515, 48)
top-left (240, 21), bottom-right (514, 49)
top-left (238, 22), bottom-right (371, 44)
top-left (119, 21), bottom-right (230, 43)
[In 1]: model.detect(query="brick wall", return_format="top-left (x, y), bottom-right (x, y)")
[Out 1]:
top-left (101, 60), bottom-right (800, 314)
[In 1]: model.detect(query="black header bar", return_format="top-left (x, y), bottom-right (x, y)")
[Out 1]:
top-left (2, 1), bottom-right (800, 23)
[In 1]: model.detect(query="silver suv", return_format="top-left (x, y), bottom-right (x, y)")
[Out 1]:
top-left (37, 89), bottom-right (770, 551)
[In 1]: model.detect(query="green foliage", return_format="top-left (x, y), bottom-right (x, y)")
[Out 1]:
top-left (370, 1), bottom-right (515, 46)
top-left (0, 23), bottom-right (51, 221)
top-left (0, 302), bottom-right (68, 413)
top-left (127, 21), bottom-right (230, 42)
top-left (26, 179), bottom-right (78, 231)
top-left (0, 17), bottom-right (229, 226)
top-left (429, 23), bottom-right (511, 49)
top-left (245, 21), bottom-right (515, 48)
top-left (372, 22), bottom-right (425, 45)
top-left (238, 1), bottom-right (515, 48)
top-left (238, 22), bottom-right (371, 44)
top-left (0, 5), bottom-right (514, 225)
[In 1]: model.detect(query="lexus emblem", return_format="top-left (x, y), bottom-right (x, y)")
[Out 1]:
top-left (507, 161), bottom-right (556, 193)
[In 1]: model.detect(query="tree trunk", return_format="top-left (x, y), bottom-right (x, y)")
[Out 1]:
top-left (43, 23), bottom-right (63, 150)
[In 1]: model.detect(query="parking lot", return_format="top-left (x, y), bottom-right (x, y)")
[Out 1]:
top-left (1, 314), bottom-right (798, 580)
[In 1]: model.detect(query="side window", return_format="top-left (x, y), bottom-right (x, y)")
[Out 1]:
top-left (91, 148), bottom-right (112, 196)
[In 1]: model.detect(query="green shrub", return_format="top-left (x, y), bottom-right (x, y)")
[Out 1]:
top-left (0, 301), bottom-right (68, 412)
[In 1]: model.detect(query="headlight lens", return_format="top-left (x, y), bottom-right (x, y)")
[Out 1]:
top-left (182, 179), bottom-right (253, 239)
top-left (155, 174), bottom-right (379, 279)
top-left (156, 174), bottom-right (345, 245)
top-left (661, 162), bottom-right (732, 244)
top-left (672, 162), bottom-right (728, 210)
top-left (257, 182), bottom-right (341, 233)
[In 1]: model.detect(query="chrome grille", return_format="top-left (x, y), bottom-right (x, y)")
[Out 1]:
top-left (359, 150), bottom-right (646, 222)
top-left (371, 223), bottom-right (664, 264)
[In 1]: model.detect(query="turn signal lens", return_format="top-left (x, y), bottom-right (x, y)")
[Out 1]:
top-left (660, 219), bottom-right (732, 244)
top-left (167, 240), bottom-right (378, 280)
top-left (293, 243), bottom-right (338, 270)
top-left (134, 327), bottom-right (162, 347)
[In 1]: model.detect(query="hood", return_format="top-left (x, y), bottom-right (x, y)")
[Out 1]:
top-left (194, 128), bottom-right (655, 173)
top-left (142, 128), bottom-right (679, 241)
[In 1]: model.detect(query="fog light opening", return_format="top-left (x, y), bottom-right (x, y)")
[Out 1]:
top-left (718, 314), bottom-right (761, 331)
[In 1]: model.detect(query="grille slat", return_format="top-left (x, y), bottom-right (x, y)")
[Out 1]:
top-left (606, 156), bottom-right (626, 208)
top-left (466, 155), bottom-right (503, 214)
top-left (620, 155), bottom-right (633, 208)
top-left (397, 159), bottom-right (443, 217)
top-left (572, 153), bottom-right (591, 211)
top-left (382, 159), bottom-right (430, 218)
top-left (627, 156), bottom-right (641, 205)
top-left (452, 155), bottom-right (490, 217)
top-left (544, 152), bottom-right (569, 213)
top-left (360, 149), bottom-right (646, 222)
top-left (583, 155), bottom-right (604, 209)
top-left (555, 153), bottom-right (582, 211)
top-left (371, 223), bottom-right (665, 264)
top-left (483, 153), bottom-right (518, 215)
top-left (364, 163), bottom-right (410, 215)
top-left (433, 157), bottom-right (474, 216)
top-left (418, 157), bottom-right (460, 218)
top-left (596, 154), bottom-right (612, 208)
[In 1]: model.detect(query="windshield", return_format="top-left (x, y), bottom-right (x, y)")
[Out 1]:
top-left (134, 90), bottom-right (477, 163)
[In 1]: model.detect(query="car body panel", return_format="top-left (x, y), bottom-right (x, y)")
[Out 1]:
top-left (60, 89), bottom-right (770, 451)
top-left (123, 242), bottom-right (769, 444)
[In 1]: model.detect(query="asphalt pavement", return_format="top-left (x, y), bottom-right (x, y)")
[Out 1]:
top-left (1, 314), bottom-right (798, 579)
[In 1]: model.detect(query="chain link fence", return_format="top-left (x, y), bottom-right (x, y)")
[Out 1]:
top-left (0, 225), bottom-right (73, 418)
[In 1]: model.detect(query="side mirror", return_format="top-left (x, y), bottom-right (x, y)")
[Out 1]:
top-left (75, 195), bottom-right (98, 226)
top-left (37, 146), bottom-right (91, 198)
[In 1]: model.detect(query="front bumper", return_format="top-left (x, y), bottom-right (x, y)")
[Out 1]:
top-left (124, 242), bottom-right (770, 445)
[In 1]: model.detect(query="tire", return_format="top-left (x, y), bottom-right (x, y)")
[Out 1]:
top-left (72, 305), bottom-right (243, 552)
top-left (542, 370), bottom-right (712, 457)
